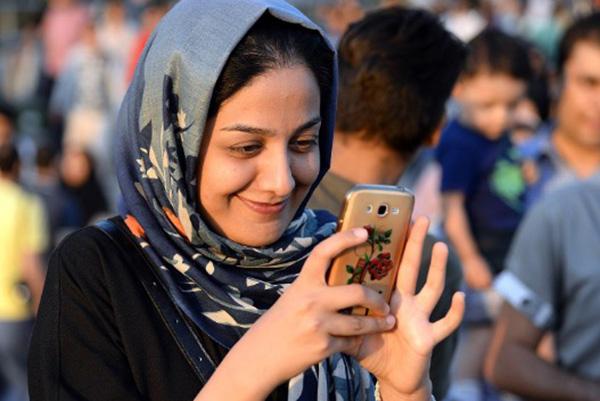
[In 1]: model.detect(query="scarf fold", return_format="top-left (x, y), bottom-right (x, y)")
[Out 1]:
top-left (115, 1), bottom-right (373, 400)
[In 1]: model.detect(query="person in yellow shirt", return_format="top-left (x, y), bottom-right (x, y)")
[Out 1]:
top-left (0, 143), bottom-right (47, 401)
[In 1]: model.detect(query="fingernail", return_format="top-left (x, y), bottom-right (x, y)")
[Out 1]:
top-left (383, 304), bottom-right (390, 314)
top-left (385, 315), bottom-right (395, 326)
top-left (352, 228), bottom-right (368, 240)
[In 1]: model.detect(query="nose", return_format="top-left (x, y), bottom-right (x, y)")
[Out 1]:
top-left (257, 147), bottom-right (295, 198)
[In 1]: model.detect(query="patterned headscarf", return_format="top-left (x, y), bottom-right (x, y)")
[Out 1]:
top-left (115, 0), bottom-right (374, 400)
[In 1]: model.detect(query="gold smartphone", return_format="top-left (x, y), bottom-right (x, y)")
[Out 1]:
top-left (326, 184), bottom-right (414, 316)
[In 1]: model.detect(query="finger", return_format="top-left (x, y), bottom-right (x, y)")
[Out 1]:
top-left (325, 313), bottom-right (395, 337)
top-left (432, 291), bottom-right (465, 344)
top-left (396, 216), bottom-right (429, 294)
top-left (324, 284), bottom-right (390, 316)
top-left (417, 242), bottom-right (448, 314)
top-left (300, 228), bottom-right (368, 283)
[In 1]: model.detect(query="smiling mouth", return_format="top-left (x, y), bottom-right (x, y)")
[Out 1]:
top-left (236, 195), bottom-right (289, 215)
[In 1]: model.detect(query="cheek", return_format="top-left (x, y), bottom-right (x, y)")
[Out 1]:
top-left (560, 82), bottom-right (589, 115)
top-left (469, 109), bottom-right (491, 131)
top-left (557, 89), bottom-right (582, 127)
top-left (199, 155), bottom-right (255, 209)
top-left (291, 150), bottom-right (320, 189)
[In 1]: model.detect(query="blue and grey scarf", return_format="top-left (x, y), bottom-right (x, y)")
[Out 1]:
top-left (115, 1), bottom-right (374, 400)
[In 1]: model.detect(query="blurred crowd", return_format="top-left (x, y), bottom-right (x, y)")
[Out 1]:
top-left (1, 0), bottom-right (599, 401)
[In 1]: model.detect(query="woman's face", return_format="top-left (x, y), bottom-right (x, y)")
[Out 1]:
top-left (61, 146), bottom-right (92, 188)
top-left (198, 65), bottom-right (322, 247)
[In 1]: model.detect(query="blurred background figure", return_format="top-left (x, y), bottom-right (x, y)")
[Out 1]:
top-left (48, 18), bottom-right (119, 204)
top-left (486, 12), bottom-right (600, 401)
top-left (0, 13), bottom-right (44, 117)
top-left (486, 175), bottom-right (600, 400)
top-left (510, 45), bottom-right (551, 146)
top-left (58, 145), bottom-right (109, 232)
top-left (0, 143), bottom-right (47, 401)
top-left (516, 10), bottom-right (600, 208)
top-left (26, 145), bottom-right (75, 261)
top-left (94, 0), bottom-right (139, 208)
top-left (442, 0), bottom-right (487, 42)
top-left (40, 0), bottom-right (90, 83)
top-left (436, 28), bottom-right (532, 401)
top-left (315, 0), bottom-right (364, 45)
top-left (50, 22), bottom-right (110, 161)
top-left (95, 0), bottom-right (136, 116)
top-left (0, 104), bottom-right (15, 148)
top-left (40, 0), bottom-right (90, 147)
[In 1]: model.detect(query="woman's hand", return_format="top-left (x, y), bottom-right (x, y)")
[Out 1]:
top-left (196, 227), bottom-right (395, 401)
top-left (348, 217), bottom-right (465, 400)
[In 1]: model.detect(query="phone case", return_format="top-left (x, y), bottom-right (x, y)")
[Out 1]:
top-left (327, 184), bottom-right (414, 316)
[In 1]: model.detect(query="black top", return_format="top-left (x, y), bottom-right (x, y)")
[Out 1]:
top-left (28, 219), bottom-right (287, 401)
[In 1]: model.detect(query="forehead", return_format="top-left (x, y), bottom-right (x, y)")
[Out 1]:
top-left (564, 41), bottom-right (600, 77)
top-left (212, 65), bottom-right (321, 130)
top-left (460, 73), bottom-right (525, 101)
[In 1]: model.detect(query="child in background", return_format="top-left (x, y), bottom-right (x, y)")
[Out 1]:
top-left (436, 28), bottom-right (532, 401)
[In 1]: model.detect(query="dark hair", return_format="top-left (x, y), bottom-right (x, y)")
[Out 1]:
top-left (335, 7), bottom-right (466, 157)
top-left (0, 143), bottom-right (19, 174)
top-left (208, 14), bottom-right (333, 120)
top-left (462, 28), bottom-right (532, 81)
top-left (147, 0), bottom-right (171, 9)
top-left (0, 101), bottom-right (16, 127)
top-left (525, 46), bottom-right (551, 121)
top-left (557, 12), bottom-right (600, 76)
top-left (35, 144), bottom-right (58, 169)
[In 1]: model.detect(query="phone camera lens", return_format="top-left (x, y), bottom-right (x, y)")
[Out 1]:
top-left (377, 203), bottom-right (389, 217)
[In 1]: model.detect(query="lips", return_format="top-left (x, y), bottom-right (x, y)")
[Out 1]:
top-left (236, 195), bottom-right (288, 215)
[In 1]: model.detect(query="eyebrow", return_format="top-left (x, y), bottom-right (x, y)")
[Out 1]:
top-left (221, 116), bottom-right (322, 137)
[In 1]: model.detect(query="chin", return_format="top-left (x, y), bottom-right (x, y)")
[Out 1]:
top-left (483, 130), bottom-right (504, 140)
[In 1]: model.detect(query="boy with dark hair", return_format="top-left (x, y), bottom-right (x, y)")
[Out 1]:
top-left (335, 6), bottom-right (465, 161)
top-left (437, 27), bottom-right (532, 290)
top-left (485, 12), bottom-right (600, 400)
top-left (435, 28), bottom-right (532, 400)
top-left (309, 7), bottom-right (466, 399)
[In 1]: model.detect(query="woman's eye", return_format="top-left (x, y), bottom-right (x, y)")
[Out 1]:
top-left (229, 143), bottom-right (262, 156)
top-left (291, 137), bottom-right (318, 153)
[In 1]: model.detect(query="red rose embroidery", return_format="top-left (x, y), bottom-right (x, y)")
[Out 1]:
top-left (346, 225), bottom-right (394, 284)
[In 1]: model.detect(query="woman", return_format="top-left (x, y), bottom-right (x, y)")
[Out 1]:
top-left (59, 145), bottom-right (109, 227)
top-left (28, 1), bottom-right (464, 400)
